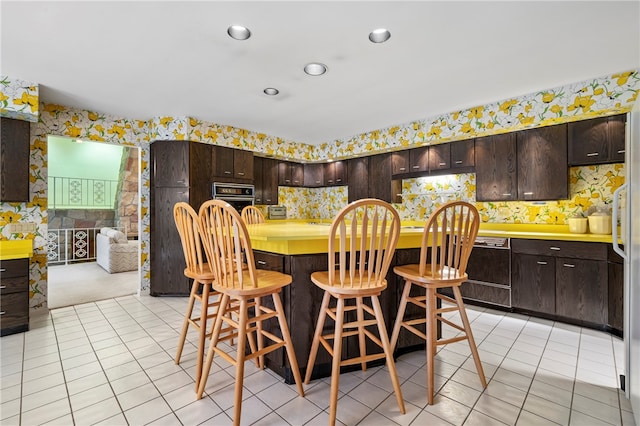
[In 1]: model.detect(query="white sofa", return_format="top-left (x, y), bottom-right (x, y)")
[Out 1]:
top-left (96, 227), bottom-right (138, 273)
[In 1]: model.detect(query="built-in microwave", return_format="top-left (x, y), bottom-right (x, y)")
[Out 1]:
top-left (212, 182), bottom-right (255, 212)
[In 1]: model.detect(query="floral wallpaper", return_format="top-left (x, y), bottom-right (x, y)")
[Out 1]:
top-left (0, 69), bottom-right (638, 310)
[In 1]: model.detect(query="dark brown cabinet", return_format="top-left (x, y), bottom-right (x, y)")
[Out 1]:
top-left (428, 144), bottom-right (451, 171)
top-left (392, 147), bottom-right (428, 175)
top-left (253, 157), bottom-right (279, 205)
top-left (324, 161), bottom-right (347, 186)
top-left (304, 163), bottom-right (324, 187)
top-left (150, 141), bottom-right (212, 296)
top-left (517, 124), bottom-right (568, 201)
top-left (1, 118), bottom-right (31, 202)
top-left (511, 239), bottom-right (608, 326)
top-left (0, 258), bottom-right (30, 336)
top-left (568, 114), bottom-right (626, 166)
top-left (607, 245), bottom-right (624, 335)
top-left (347, 157), bottom-right (369, 203)
top-left (450, 139), bottom-right (475, 169)
top-left (278, 161), bottom-right (303, 187)
top-left (475, 133), bottom-right (518, 201)
top-left (212, 146), bottom-right (254, 181)
top-left (368, 153), bottom-right (393, 203)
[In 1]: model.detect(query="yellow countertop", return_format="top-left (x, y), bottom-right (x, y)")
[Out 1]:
top-left (0, 239), bottom-right (34, 260)
top-left (251, 221), bottom-right (617, 255)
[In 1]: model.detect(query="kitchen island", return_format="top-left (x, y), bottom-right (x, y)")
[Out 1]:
top-left (245, 221), bottom-right (619, 383)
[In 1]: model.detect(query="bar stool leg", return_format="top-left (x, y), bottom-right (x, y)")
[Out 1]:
top-left (426, 287), bottom-right (437, 405)
top-left (304, 291), bottom-right (331, 384)
top-left (390, 280), bottom-right (412, 350)
top-left (329, 297), bottom-right (345, 426)
top-left (175, 280), bottom-right (199, 365)
top-left (453, 287), bottom-right (487, 387)
top-left (272, 292), bottom-right (304, 396)
top-left (356, 296), bottom-right (367, 372)
top-left (197, 293), bottom-right (230, 400)
top-left (233, 298), bottom-right (248, 426)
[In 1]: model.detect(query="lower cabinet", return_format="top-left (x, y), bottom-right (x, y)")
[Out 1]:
top-left (511, 239), bottom-right (609, 327)
top-left (0, 258), bottom-right (30, 336)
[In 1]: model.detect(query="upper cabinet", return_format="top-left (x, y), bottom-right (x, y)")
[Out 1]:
top-left (347, 157), bottom-right (369, 203)
top-left (254, 157), bottom-right (279, 205)
top-left (428, 144), bottom-right (451, 171)
top-left (304, 163), bottom-right (324, 187)
top-left (212, 146), bottom-right (254, 181)
top-left (392, 147), bottom-right (428, 175)
top-left (450, 139), bottom-right (475, 169)
top-left (1, 117), bottom-right (31, 202)
top-left (151, 140), bottom-right (211, 190)
top-left (517, 124), bottom-right (568, 201)
top-left (324, 161), bottom-right (347, 186)
top-left (568, 114), bottom-right (626, 166)
top-left (278, 161), bottom-right (303, 187)
top-left (475, 133), bottom-right (518, 201)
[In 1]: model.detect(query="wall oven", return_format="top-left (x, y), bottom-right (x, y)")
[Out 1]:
top-left (212, 182), bottom-right (255, 212)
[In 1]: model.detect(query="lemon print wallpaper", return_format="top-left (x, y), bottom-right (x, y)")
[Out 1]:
top-left (0, 70), bottom-right (638, 309)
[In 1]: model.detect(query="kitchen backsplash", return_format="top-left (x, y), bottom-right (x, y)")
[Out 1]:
top-left (271, 164), bottom-right (625, 224)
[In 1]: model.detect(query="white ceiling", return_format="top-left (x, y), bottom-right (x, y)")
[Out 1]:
top-left (2, 1), bottom-right (639, 146)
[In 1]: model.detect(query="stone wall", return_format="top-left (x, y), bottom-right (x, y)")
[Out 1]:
top-left (48, 209), bottom-right (116, 230)
top-left (115, 147), bottom-right (139, 238)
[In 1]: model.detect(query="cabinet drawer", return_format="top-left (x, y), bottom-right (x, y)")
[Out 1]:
top-left (0, 276), bottom-right (28, 294)
top-left (0, 291), bottom-right (29, 332)
top-left (0, 258), bottom-right (29, 278)
top-left (511, 239), bottom-right (606, 260)
top-left (254, 251), bottom-right (285, 272)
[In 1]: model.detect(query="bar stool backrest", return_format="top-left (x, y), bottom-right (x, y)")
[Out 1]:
top-left (173, 202), bottom-right (208, 276)
top-left (241, 206), bottom-right (265, 224)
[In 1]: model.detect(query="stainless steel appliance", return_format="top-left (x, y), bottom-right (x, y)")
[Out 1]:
top-left (268, 206), bottom-right (286, 220)
top-left (212, 182), bottom-right (255, 212)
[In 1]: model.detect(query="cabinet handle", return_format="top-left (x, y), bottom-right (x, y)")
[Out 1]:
top-left (266, 199), bottom-right (272, 202)
top-left (523, 192), bottom-right (533, 195)
top-left (176, 180), bottom-right (185, 184)
top-left (224, 171), bottom-right (232, 175)
top-left (550, 247), bottom-right (561, 251)
top-left (618, 149), bottom-right (625, 154)
top-left (586, 152), bottom-right (599, 157)
top-left (315, 180), bottom-right (321, 184)
top-left (237, 172), bottom-right (245, 176)
top-left (336, 179), bottom-right (342, 182)
top-left (178, 191), bottom-right (187, 194)
top-left (439, 162), bottom-right (446, 166)
top-left (285, 180), bottom-right (291, 183)
top-left (454, 160), bottom-right (463, 164)
top-left (0, 268), bottom-right (5, 272)
top-left (328, 180), bottom-right (333, 184)
top-left (563, 263), bottom-right (575, 268)
top-left (412, 165), bottom-right (420, 169)
top-left (257, 260), bottom-right (267, 265)
top-left (0, 311), bottom-right (5, 315)
top-left (0, 285), bottom-right (6, 289)
top-left (502, 193), bottom-right (512, 196)
top-left (536, 261), bottom-right (548, 265)
top-left (399, 167), bottom-right (406, 171)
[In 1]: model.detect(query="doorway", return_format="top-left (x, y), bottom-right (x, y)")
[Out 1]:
top-left (46, 136), bottom-right (141, 309)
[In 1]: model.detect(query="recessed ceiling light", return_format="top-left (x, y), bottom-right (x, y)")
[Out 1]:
top-left (304, 63), bottom-right (328, 76)
top-left (264, 88), bottom-right (279, 96)
top-left (227, 25), bottom-right (251, 40)
top-left (369, 28), bottom-right (391, 43)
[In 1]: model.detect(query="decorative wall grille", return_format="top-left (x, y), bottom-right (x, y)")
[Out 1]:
top-left (48, 176), bottom-right (119, 209)
top-left (47, 227), bottom-right (125, 265)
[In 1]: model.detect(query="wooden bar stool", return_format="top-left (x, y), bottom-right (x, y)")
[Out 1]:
top-left (172, 202), bottom-right (221, 390)
top-left (304, 199), bottom-right (405, 426)
top-left (241, 205), bottom-right (265, 224)
top-left (390, 201), bottom-right (487, 405)
top-left (196, 200), bottom-right (304, 426)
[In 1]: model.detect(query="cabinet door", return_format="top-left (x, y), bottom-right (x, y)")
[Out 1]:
top-left (428, 144), bottom-right (450, 171)
top-left (608, 114), bottom-right (626, 163)
top-left (409, 146), bottom-right (429, 173)
top-left (254, 157), bottom-right (264, 204)
top-left (323, 162), bottom-right (335, 186)
top-left (451, 139), bottom-right (475, 168)
top-left (475, 133), bottom-right (517, 201)
top-left (234, 150), bottom-right (253, 179)
top-left (512, 253), bottom-right (556, 314)
top-left (517, 124), bottom-right (568, 201)
top-left (213, 146), bottom-right (235, 178)
top-left (333, 161), bottom-right (347, 185)
top-left (391, 151), bottom-right (409, 175)
top-left (568, 114), bottom-right (626, 165)
top-left (368, 153), bottom-right (392, 202)
top-left (291, 163), bottom-right (304, 187)
top-left (0, 117), bottom-right (30, 202)
top-left (262, 158), bottom-right (279, 205)
top-left (304, 164), bottom-right (324, 187)
top-left (150, 187), bottom-right (191, 295)
top-left (348, 157), bottom-right (369, 203)
top-left (254, 251), bottom-right (285, 272)
top-left (151, 141), bottom-right (190, 187)
top-left (608, 261), bottom-right (624, 334)
top-left (278, 161), bottom-right (292, 186)
top-left (556, 257), bottom-right (607, 324)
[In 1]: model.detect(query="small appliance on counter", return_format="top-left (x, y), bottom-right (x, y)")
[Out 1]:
top-left (268, 206), bottom-right (286, 220)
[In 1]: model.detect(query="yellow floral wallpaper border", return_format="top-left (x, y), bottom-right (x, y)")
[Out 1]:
top-left (0, 76), bottom-right (39, 122)
top-left (0, 69), bottom-right (638, 310)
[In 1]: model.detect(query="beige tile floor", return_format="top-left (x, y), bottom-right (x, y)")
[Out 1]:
top-left (0, 292), bottom-right (636, 425)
